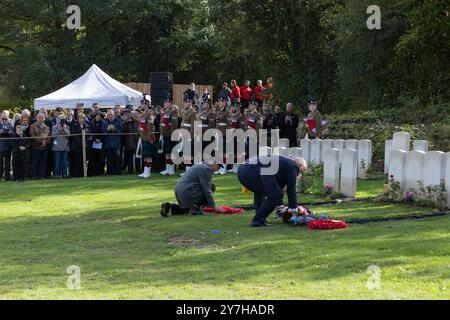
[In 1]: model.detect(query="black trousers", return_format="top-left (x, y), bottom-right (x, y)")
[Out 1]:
top-left (70, 151), bottom-right (84, 178)
top-left (31, 149), bottom-right (48, 179)
top-left (0, 149), bottom-right (11, 180)
top-left (237, 165), bottom-right (283, 224)
top-left (123, 149), bottom-right (136, 174)
top-left (87, 148), bottom-right (104, 176)
top-left (105, 148), bottom-right (122, 175)
top-left (13, 151), bottom-right (26, 180)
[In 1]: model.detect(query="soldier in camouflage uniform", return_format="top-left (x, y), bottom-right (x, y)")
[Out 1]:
top-left (228, 102), bottom-right (247, 173)
top-left (180, 96), bottom-right (198, 176)
top-left (198, 96), bottom-right (216, 154)
top-left (245, 100), bottom-right (263, 159)
top-left (159, 96), bottom-right (179, 176)
top-left (215, 97), bottom-right (232, 175)
top-left (138, 109), bottom-right (158, 179)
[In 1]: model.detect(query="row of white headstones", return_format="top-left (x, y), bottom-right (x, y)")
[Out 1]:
top-left (259, 138), bottom-right (373, 198)
top-left (385, 132), bottom-right (450, 207)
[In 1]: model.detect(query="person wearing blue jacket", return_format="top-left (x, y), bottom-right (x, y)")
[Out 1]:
top-left (104, 110), bottom-right (123, 175)
top-left (0, 112), bottom-right (14, 181)
top-left (237, 155), bottom-right (307, 227)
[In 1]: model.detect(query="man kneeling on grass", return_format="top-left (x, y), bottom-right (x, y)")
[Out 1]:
top-left (161, 162), bottom-right (225, 217)
top-left (238, 156), bottom-right (308, 227)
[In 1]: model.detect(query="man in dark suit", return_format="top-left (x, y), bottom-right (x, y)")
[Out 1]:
top-left (160, 162), bottom-right (224, 217)
top-left (237, 155), bottom-right (307, 227)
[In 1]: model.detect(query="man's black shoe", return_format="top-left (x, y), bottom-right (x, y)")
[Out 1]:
top-left (251, 221), bottom-right (270, 227)
top-left (160, 203), bottom-right (171, 218)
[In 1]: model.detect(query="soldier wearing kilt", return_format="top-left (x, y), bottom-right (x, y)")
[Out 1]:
top-left (198, 97), bottom-right (216, 154)
top-left (215, 97), bottom-right (231, 175)
top-left (138, 109), bottom-right (158, 179)
top-left (180, 97), bottom-right (198, 176)
top-left (245, 100), bottom-right (263, 159)
top-left (160, 96), bottom-right (179, 176)
top-left (228, 102), bottom-right (246, 173)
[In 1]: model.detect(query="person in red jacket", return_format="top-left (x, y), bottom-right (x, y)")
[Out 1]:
top-left (253, 80), bottom-right (265, 111)
top-left (230, 80), bottom-right (241, 105)
top-left (239, 80), bottom-right (253, 112)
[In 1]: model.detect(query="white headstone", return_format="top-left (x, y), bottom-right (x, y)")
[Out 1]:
top-left (405, 150), bottom-right (426, 191)
top-left (445, 153), bottom-right (450, 208)
top-left (279, 138), bottom-right (290, 149)
top-left (321, 139), bottom-right (334, 163)
top-left (259, 146), bottom-right (272, 157)
top-left (333, 139), bottom-right (346, 164)
top-left (389, 150), bottom-right (407, 189)
top-left (273, 147), bottom-right (288, 157)
top-left (413, 140), bottom-right (429, 152)
top-left (357, 140), bottom-right (372, 179)
top-left (300, 139), bottom-right (311, 165)
top-left (423, 151), bottom-right (446, 187)
top-left (384, 140), bottom-right (393, 174)
top-left (310, 139), bottom-right (323, 165)
top-left (340, 149), bottom-right (358, 198)
top-left (324, 148), bottom-right (340, 193)
top-left (346, 139), bottom-right (358, 151)
top-left (288, 147), bottom-right (302, 159)
top-left (392, 132), bottom-right (411, 151)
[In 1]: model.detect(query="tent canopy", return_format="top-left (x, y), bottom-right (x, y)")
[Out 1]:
top-left (34, 64), bottom-right (143, 110)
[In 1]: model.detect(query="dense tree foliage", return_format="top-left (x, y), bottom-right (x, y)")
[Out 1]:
top-left (0, 0), bottom-right (449, 112)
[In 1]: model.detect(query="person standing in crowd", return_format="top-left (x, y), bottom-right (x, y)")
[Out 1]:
top-left (51, 107), bottom-right (64, 126)
top-left (218, 82), bottom-right (232, 104)
top-left (180, 97), bottom-right (198, 177)
top-left (198, 87), bottom-right (210, 108)
top-left (52, 115), bottom-right (70, 179)
top-left (69, 113), bottom-right (88, 178)
top-left (253, 80), bottom-right (265, 111)
top-left (159, 97), bottom-right (179, 176)
top-left (13, 113), bottom-right (22, 125)
top-left (228, 102), bottom-right (246, 173)
top-left (88, 112), bottom-right (106, 176)
top-left (104, 110), bottom-right (123, 175)
top-left (245, 100), bottom-right (263, 160)
top-left (305, 98), bottom-right (323, 139)
top-left (265, 77), bottom-right (274, 101)
top-left (272, 105), bottom-right (285, 138)
top-left (137, 109), bottom-right (158, 178)
top-left (183, 82), bottom-right (199, 105)
top-left (262, 104), bottom-right (275, 146)
top-left (197, 96), bottom-right (216, 158)
top-left (230, 80), bottom-right (241, 105)
top-left (0, 111), bottom-right (14, 181)
top-left (284, 103), bottom-right (300, 147)
top-left (30, 113), bottom-right (51, 180)
top-left (240, 80), bottom-right (252, 112)
top-left (122, 109), bottom-right (139, 175)
top-left (15, 109), bottom-right (32, 178)
top-left (11, 125), bottom-right (30, 181)
top-left (74, 103), bottom-right (84, 119)
top-left (215, 97), bottom-right (231, 175)
top-left (39, 108), bottom-right (54, 179)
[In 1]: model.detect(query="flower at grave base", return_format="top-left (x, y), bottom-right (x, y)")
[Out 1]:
top-left (390, 175), bottom-right (394, 180)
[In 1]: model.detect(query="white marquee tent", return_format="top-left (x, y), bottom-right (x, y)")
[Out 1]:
top-left (34, 64), bottom-right (143, 110)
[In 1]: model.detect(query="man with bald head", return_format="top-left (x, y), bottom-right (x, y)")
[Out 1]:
top-left (237, 155), bottom-right (307, 227)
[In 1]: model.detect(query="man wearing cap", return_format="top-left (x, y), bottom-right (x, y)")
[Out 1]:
top-left (237, 155), bottom-right (308, 227)
top-left (215, 97), bottom-right (231, 175)
top-left (305, 98), bottom-right (323, 139)
top-left (159, 96), bottom-right (179, 176)
top-left (180, 96), bottom-right (198, 176)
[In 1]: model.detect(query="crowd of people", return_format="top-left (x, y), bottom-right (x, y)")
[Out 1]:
top-left (0, 79), bottom-right (324, 182)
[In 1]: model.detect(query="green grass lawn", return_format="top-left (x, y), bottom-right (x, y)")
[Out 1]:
top-left (0, 173), bottom-right (449, 300)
